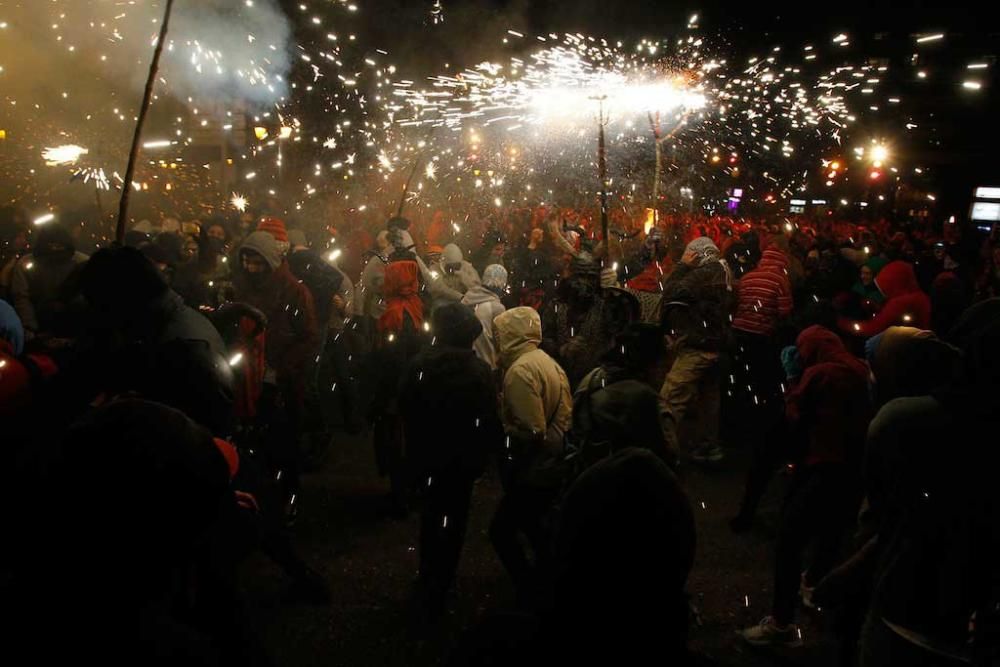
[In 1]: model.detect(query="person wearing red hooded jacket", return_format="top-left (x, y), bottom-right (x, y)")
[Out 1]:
top-left (369, 259), bottom-right (427, 516)
top-left (839, 260), bottom-right (930, 338)
top-left (742, 325), bottom-right (872, 648)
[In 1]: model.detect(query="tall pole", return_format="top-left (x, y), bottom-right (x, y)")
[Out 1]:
top-left (594, 95), bottom-right (609, 245)
top-left (116, 0), bottom-right (176, 244)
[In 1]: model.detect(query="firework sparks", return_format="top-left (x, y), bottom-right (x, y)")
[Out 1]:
top-left (42, 144), bottom-right (89, 166)
top-left (231, 192), bottom-right (249, 212)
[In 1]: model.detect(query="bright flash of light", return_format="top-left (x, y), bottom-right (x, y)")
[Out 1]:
top-left (42, 145), bottom-right (89, 166)
top-left (870, 145), bottom-right (889, 162)
top-left (33, 213), bottom-right (55, 225)
top-left (425, 161), bottom-right (437, 180)
top-left (231, 192), bottom-right (249, 212)
top-left (328, 248), bottom-right (342, 262)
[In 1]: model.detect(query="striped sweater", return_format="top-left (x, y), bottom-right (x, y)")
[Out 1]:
top-left (732, 249), bottom-right (793, 336)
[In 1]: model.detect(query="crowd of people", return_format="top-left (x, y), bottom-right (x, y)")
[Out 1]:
top-left (1, 199), bottom-right (998, 666)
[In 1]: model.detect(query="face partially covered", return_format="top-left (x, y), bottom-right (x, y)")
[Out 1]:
top-left (860, 265), bottom-right (874, 286)
top-left (241, 249), bottom-right (269, 275)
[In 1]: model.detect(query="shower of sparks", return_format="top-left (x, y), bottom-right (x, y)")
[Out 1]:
top-left (424, 161), bottom-right (437, 180)
top-left (231, 192), bottom-right (249, 212)
top-left (42, 144), bottom-right (89, 166)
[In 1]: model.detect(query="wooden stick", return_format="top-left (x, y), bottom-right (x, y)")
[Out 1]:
top-left (115, 0), bottom-right (175, 244)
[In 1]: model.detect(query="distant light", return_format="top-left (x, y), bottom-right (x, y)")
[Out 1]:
top-left (871, 145), bottom-right (889, 162)
top-left (917, 71), bottom-right (928, 79)
top-left (968, 63), bottom-right (989, 70)
top-left (328, 248), bottom-right (342, 262)
top-left (253, 127), bottom-right (268, 141)
top-left (963, 81), bottom-right (982, 90)
top-left (228, 352), bottom-right (244, 367)
top-left (974, 187), bottom-right (1000, 200)
top-left (279, 126), bottom-right (293, 139)
top-left (916, 33), bottom-right (945, 43)
top-left (832, 34), bottom-right (848, 43)
top-left (142, 140), bottom-right (172, 149)
top-left (33, 213), bottom-right (55, 225)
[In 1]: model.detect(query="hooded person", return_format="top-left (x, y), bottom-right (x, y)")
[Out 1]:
top-left (540, 251), bottom-right (610, 388)
top-left (856, 299), bottom-right (1000, 666)
top-left (461, 264), bottom-right (508, 370)
top-left (742, 325), bottom-right (872, 648)
top-left (659, 236), bottom-right (732, 463)
top-left (399, 303), bottom-right (504, 618)
top-left (424, 243), bottom-right (481, 309)
top-left (571, 323), bottom-right (676, 467)
top-left (233, 231), bottom-right (319, 511)
top-left (369, 259), bottom-right (427, 517)
top-left (839, 260), bottom-right (930, 338)
top-left (256, 217), bottom-right (290, 256)
top-left (852, 256), bottom-right (889, 308)
top-left (490, 307), bottom-right (572, 597)
top-left (865, 326), bottom-right (960, 409)
top-left (9, 223), bottom-right (89, 340)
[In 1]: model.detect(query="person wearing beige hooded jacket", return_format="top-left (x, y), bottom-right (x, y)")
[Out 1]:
top-left (490, 306), bottom-right (572, 595)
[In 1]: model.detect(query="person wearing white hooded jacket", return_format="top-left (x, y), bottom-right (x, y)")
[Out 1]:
top-left (461, 264), bottom-right (508, 370)
top-left (420, 243), bottom-right (481, 310)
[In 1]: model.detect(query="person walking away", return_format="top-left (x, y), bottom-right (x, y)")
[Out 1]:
top-left (490, 306), bottom-right (572, 601)
top-left (461, 264), bottom-right (508, 371)
top-left (399, 303), bottom-right (504, 620)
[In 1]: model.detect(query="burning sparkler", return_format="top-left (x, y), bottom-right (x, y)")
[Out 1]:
top-left (42, 145), bottom-right (89, 166)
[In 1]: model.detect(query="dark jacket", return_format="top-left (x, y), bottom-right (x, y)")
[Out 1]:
top-left (399, 345), bottom-right (503, 477)
top-left (661, 259), bottom-right (731, 351)
top-left (287, 249), bottom-right (345, 330)
top-left (840, 261), bottom-right (931, 338)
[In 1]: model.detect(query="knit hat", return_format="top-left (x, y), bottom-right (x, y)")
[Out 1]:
top-left (432, 302), bottom-right (483, 348)
top-left (482, 264), bottom-right (508, 290)
top-left (286, 228), bottom-right (308, 249)
top-left (257, 217), bottom-right (288, 244)
top-left (239, 231), bottom-right (281, 270)
top-left (684, 237), bottom-right (720, 265)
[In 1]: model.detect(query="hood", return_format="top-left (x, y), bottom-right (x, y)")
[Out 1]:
top-left (869, 326), bottom-right (959, 403)
top-left (796, 325), bottom-right (851, 367)
top-left (33, 223), bottom-right (76, 259)
top-left (684, 237), bottom-right (720, 265)
top-left (0, 299), bottom-right (24, 356)
top-left (757, 248), bottom-right (789, 272)
top-left (383, 260), bottom-right (420, 298)
top-left (239, 231), bottom-right (281, 270)
top-left (462, 284), bottom-right (502, 307)
top-left (286, 228), bottom-right (308, 249)
top-left (495, 306), bottom-right (542, 367)
top-left (442, 243), bottom-right (463, 265)
top-left (483, 264), bottom-right (508, 290)
top-left (875, 260), bottom-right (920, 299)
top-left (432, 302), bottom-right (482, 348)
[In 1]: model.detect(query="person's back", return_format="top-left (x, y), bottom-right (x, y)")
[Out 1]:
top-left (9, 223), bottom-right (88, 338)
top-left (733, 248), bottom-right (792, 337)
top-left (461, 264), bottom-right (508, 370)
top-left (495, 307), bottom-right (572, 481)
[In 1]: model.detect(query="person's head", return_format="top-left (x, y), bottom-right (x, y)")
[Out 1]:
top-left (932, 241), bottom-right (946, 261)
top-left (256, 217), bottom-right (289, 256)
top-left (860, 264), bottom-right (874, 286)
top-left (529, 226), bottom-right (545, 248)
top-left (683, 237), bottom-right (720, 266)
top-left (80, 246), bottom-right (169, 320)
top-left (182, 234), bottom-right (199, 263)
top-left (206, 222), bottom-right (227, 242)
top-left (494, 306), bottom-right (542, 368)
top-left (482, 264), bottom-right (508, 295)
top-left (432, 302), bottom-right (482, 348)
top-left (286, 228), bottom-right (308, 252)
top-left (442, 244), bottom-right (463, 272)
top-left (238, 231), bottom-right (282, 282)
top-left (32, 223), bottom-right (76, 262)
top-left (375, 229), bottom-right (392, 253)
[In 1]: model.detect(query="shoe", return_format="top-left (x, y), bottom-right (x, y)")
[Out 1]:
top-left (740, 616), bottom-right (803, 648)
top-left (691, 444), bottom-right (725, 464)
top-left (800, 573), bottom-right (817, 610)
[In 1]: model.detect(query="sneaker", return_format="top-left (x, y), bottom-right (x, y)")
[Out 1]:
top-left (740, 616), bottom-right (803, 648)
top-left (691, 444), bottom-right (725, 464)
top-left (800, 573), bottom-right (817, 610)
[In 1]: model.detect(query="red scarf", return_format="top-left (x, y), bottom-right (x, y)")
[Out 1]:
top-left (378, 260), bottom-right (424, 333)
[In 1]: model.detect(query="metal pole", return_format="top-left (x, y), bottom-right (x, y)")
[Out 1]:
top-left (596, 96), bottom-right (609, 244)
top-left (115, 0), bottom-right (175, 244)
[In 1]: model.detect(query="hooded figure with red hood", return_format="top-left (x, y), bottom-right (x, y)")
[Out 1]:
top-left (742, 325), bottom-right (871, 648)
top-left (369, 259), bottom-right (427, 516)
top-left (839, 260), bottom-right (930, 338)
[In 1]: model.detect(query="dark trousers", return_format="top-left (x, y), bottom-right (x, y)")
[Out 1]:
top-left (773, 465), bottom-right (860, 625)
top-left (416, 473), bottom-right (477, 615)
top-left (489, 483), bottom-right (558, 595)
top-left (373, 414), bottom-right (408, 508)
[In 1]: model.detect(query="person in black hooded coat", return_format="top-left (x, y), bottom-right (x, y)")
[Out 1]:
top-left (399, 302), bottom-right (504, 619)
